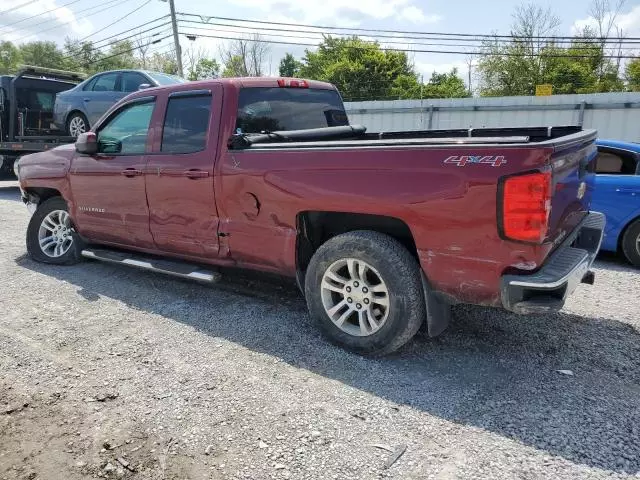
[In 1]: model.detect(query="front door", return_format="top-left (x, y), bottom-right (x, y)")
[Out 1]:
top-left (69, 97), bottom-right (157, 248)
top-left (145, 89), bottom-right (221, 257)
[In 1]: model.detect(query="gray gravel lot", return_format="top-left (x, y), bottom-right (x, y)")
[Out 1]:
top-left (0, 180), bottom-right (639, 480)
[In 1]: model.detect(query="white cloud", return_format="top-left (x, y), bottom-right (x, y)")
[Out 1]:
top-left (572, 4), bottom-right (640, 37)
top-left (0, 0), bottom-right (93, 45)
top-left (226, 0), bottom-right (441, 27)
top-left (397, 7), bottom-right (442, 25)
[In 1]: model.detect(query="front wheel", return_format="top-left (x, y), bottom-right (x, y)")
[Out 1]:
top-left (621, 219), bottom-right (640, 267)
top-left (305, 231), bottom-right (425, 356)
top-left (26, 197), bottom-right (84, 265)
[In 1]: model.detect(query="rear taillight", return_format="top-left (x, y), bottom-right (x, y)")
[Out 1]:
top-left (277, 79), bottom-right (309, 88)
top-left (501, 170), bottom-right (552, 243)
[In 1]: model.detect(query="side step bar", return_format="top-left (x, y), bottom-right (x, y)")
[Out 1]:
top-left (81, 248), bottom-right (221, 283)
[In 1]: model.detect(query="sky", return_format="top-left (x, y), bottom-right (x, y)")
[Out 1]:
top-left (2, 0), bottom-right (640, 84)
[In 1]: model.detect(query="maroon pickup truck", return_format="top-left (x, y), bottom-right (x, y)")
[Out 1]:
top-left (16, 77), bottom-right (605, 355)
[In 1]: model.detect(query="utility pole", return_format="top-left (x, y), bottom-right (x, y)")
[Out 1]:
top-left (166, 0), bottom-right (183, 77)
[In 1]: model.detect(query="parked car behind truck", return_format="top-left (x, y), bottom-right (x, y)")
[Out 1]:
top-left (592, 139), bottom-right (640, 267)
top-left (53, 69), bottom-right (185, 137)
top-left (16, 77), bottom-right (605, 355)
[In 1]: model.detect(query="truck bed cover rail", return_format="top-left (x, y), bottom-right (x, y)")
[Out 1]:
top-left (229, 125), bottom-right (586, 150)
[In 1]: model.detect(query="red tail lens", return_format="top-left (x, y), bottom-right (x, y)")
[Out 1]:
top-left (501, 171), bottom-right (552, 243)
top-left (277, 79), bottom-right (309, 88)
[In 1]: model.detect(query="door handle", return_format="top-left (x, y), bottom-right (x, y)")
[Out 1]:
top-left (83, 98), bottom-right (91, 102)
top-left (183, 169), bottom-right (209, 179)
top-left (121, 168), bottom-right (142, 177)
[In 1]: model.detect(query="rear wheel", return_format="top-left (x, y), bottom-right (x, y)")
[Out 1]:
top-left (26, 197), bottom-right (84, 265)
top-left (305, 231), bottom-right (425, 356)
top-left (66, 112), bottom-right (89, 138)
top-left (621, 219), bottom-right (640, 267)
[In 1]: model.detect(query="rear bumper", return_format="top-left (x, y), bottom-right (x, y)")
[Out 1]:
top-left (501, 211), bottom-right (605, 314)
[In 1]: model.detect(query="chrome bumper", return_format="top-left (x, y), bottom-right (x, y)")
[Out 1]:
top-left (501, 211), bottom-right (606, 314)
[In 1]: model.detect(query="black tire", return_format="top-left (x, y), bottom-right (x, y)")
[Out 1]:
top-left (26, 197), bottom-right (84, 265)
top-left (621, 219), bottom-right (640, 267)
top-left (66, 112), bottom-right (89, 138)
top-left (304, 231), bottom-right (425, 356)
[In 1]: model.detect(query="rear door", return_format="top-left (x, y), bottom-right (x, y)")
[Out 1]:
top-left (145, 87), bottom-right (222, 257)
top-left (69, 96), bottom-right (156, 248)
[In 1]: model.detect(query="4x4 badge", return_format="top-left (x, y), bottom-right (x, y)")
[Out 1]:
top-left (444, 155), bottom-right (507, 167)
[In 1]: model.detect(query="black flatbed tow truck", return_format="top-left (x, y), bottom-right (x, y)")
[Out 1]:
top-left (0, 65), bottom-right (85, 178)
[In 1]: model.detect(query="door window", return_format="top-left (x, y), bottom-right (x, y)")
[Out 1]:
top-left (91, 73), bottom-right (119, 92)
top-left (595, 150), bottom-right (638, 175)
top-left (161, 95), bottom-right (211, 153)
top-left (121, 72), bottom-right (150, 93)
top-left (97, 100), bottom-right (155, 155)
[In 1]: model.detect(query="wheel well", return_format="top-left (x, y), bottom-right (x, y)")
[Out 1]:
top-left (24, 187), bottom-right (62, 205)
top-left (296, 211), bottom-right (418, 283)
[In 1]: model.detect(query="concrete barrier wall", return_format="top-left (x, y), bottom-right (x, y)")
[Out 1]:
top-left (345, 92), bottom-right (640, 141)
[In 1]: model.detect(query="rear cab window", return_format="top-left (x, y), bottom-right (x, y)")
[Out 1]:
top-left (235, 87), bottom-right (348, 134)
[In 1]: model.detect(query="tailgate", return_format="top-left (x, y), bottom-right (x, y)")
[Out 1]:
top-left (546, 131), bottom-right (598, 247)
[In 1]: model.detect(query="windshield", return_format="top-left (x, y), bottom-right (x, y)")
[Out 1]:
top-left (146, 72), bottom-right (186, 85)
top-left (236, 87), bottom-right (348, 133)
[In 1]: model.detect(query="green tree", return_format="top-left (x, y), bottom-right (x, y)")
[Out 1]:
top-left (477, 3), bottom-right (625, 96)
top-left (63, 39), bottom-right (103, 74)
top-left (0, 41), bottom-right (22, 74)
top-left (222, 55), bottom-right (249, 77)
top-left (188, 58), bottom-right (220, 80)
top-left (298, 36), bottom-right (416, 101)
top-left (626, 58), bottom-right (640, 91)
top-left (18, 41), bottom-right (66, 70)
top-left (278, 53), bottom-right (301, 77)
top-left (96, 40), bottom-right (137, 71)
top-left (424, 69), bottom-right (469, 98)
top-left (147, 51), bottom-right (177, 75)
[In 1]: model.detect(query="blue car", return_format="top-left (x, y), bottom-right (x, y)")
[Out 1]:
top-left (53, 69), bottom-right (185, 137)
top-left (592, 139), bottom-right (640, 266)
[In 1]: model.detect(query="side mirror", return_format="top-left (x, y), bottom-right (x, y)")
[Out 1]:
top-left (138, 83), bottom-right (151, 91)
top-left (75, 132), bottom-right (98, 155)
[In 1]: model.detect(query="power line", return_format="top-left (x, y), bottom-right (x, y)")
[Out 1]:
top-left (84, 33), bottom-right (172, 66)
top-left (177, 17), bottom-right (640, 48)
top-left (178, 21), bottom-right (640, 53)
top-left (7, 0), bottom-right (128, 42)
top-left (179, 30), bottom-right (640, 60)
top-left (76, 0), bottom-right (153, 42)
top-left (76, 17), bottom-right (169, 49)
top-left (0, 0), bottom-right (87, 32)
top-left (0, 0), bottom-right (38, 16)
top-left (60, 20), bottom-right (171, 61)
top-left (62, 28), bottom-right (173, 65)
top-left (177, 11), bottom-right (640, 43)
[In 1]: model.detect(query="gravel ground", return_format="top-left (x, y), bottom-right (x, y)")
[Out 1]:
top-left (1, 179), bottom-right (639, 480)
